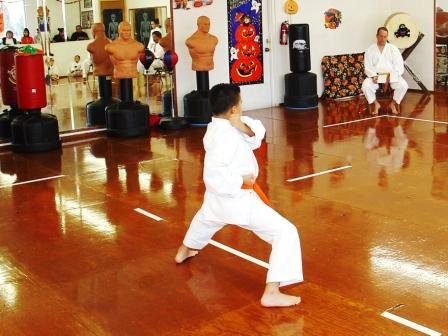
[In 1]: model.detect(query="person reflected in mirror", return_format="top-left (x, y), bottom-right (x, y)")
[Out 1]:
top-left (20, 28), bottom-right (34, 44)
top-left (68, 55), bottom-right (83, 81)
top-left (52, 28), bottom-right (65, 43)
top-left (185, 15), bottom-right (218, 71)
top-left (82, 55), bottom-right (92, 84)
top-left (2, 30), bottom-right (17, 45)
top-left (148, 19), bottom-right (162, 46)
top-left (87, 23), bottom-right (114, 77)
top-left (45, 57), bottom-right (60, 84)
top-left (145, 31), bottom-right (165, 101)
top-left (37, 5), bottom-right (52, 55)
top-left (105, 21), bottom-right (144, 79)
top-left (175, 83), bottom-right (304, 308)
top-left (362, 27), bottom-right (408, 116)
top-left (139, 12), bottom-right (151, 45)
top-left (70, 25), bottom-right (89, 41)
top-left (108, 13), bottom-right (119, 40)
top-left (34, 29), bottom-right (42, 44)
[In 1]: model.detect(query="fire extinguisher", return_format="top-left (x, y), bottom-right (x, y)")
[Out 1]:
top-left (280, 21), bottom-right (289, 45)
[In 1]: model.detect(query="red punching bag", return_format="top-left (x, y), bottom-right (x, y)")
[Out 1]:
top-left (0, 46), bottom-right (18, 106)
top-left (15, 49), bottom-right (47, 109)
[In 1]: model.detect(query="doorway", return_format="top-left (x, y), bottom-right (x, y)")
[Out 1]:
top-left (435, 0), bottom-right (448, 90)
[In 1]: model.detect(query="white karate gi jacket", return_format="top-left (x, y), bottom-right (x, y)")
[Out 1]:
top-left (364, 42), bottom-right (404, 80)
top-left (201, 116), bottom-right (265, 224)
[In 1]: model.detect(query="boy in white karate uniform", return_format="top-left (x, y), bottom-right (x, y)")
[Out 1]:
top-left (362, 26), bottom-right (408, 115)
top-left (175, 83), bottom-right (303, 307)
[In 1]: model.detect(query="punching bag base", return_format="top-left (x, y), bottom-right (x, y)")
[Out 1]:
top-left (284, 72), bottom-right (318, 109)
top-left (183, 90), bottom-right (212, 125)
top-left (158, 117), bottom-right (190, 130)
top-left (105, 101), bottom-right (150, 137)
top-left (86, 97), bottom-right (121, 127)
top-left (162, 89), bottom-right (173, 118)
top-left (11, 112), bottom-right (61, 153)
top-left (0, 107), bottom-right (21, 139)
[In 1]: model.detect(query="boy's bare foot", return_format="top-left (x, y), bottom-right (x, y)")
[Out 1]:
top-left (175, 245), bottom-right (198, 263)
top-left (260, 282), bottom-right (301, 307)
top-left (261, 292), bottom-right (301, 307)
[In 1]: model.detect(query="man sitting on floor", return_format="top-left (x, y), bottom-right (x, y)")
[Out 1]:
top-left (362, 26), bottom-right (408, 115)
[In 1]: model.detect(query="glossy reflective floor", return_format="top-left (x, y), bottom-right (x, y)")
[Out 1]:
top-left (0, 91), bottom-right (447, 335)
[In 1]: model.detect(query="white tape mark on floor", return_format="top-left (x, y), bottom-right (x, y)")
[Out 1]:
top-left (134, 208), bottom-right (164, 221)
top-left (323, 116), bottom-right (382, 128)
top-left (0, 174), bottom-right (65, 188)
top-left (0, 141), bottom-right (12, 147)
top-left (59, 128), bottom-right (107, 138)
top-left (391, 116), bottom-right (448, 125)
top-left (62, 137), bottom-right (104, 147)
top-left (287, 165), bottom-right (352, 183)
top-left (210, 240), bottom-right (269, 269)
top-left (381, 311), bottom-right (442, 336)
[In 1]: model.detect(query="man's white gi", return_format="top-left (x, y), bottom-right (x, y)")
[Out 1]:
top-left (183, 116), bottom-right (303, 287)
top-left (362, 42), bottom-right (408, 104)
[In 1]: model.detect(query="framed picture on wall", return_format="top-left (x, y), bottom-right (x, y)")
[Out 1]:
top-left (81, 10), bottom-right (93, 29)
top-left (134, 8), bottom-right (156, 45)
top-left (84, 0), bottom-right (92, 9)
top-left (103, 9), bottom-right (122, 40)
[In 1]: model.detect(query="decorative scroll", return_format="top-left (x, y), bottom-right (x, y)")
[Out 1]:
top-left (228, 0), bottom-right (263, 85)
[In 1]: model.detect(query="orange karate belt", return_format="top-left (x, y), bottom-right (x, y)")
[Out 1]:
top-left (241, 182), bottom-right (270, 206)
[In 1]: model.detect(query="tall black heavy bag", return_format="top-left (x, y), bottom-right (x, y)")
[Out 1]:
top-left (289, 24), bottom-right (311, 73)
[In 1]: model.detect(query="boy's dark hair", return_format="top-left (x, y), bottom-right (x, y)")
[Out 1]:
top-left (209, 83), bottom-right (240, 115)
top-left (152, 30), bottom-right (162, 38)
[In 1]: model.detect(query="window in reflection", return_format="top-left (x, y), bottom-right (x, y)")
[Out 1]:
top-left (0, 0), bottom-right (25, 40)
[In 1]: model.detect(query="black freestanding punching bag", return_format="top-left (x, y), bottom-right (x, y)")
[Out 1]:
top-left (183, 71), bottom-right (212, 125)
top-left (86, 75), bottom-right (120, 126)
top-left (284, 24), bottom-right (318, 109)
top-left (105, 78), bottom-right (149, 137)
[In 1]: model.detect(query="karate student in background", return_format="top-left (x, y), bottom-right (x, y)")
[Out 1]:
top-left (362, 26), bottom-right (408, 115)
top-left (68, 54), bottom-right (83, 80)
top-left (175, 83), bottom-right (303, 308)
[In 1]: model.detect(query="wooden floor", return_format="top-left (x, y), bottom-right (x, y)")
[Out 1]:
top-left (0, 90), bottom-right (447, 335)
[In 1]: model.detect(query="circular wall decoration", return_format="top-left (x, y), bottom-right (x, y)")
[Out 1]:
top-left (284, 0), bottom-right (298, 15)
top-left (385, 12), bottom-right (419, 49)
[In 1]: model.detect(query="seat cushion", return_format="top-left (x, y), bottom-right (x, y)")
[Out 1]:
top-left (321, 53), bottom-right (366, 99)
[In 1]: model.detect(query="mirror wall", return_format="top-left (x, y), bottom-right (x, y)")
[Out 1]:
top-left (435, 0), bottom-right (448, 91)
top-left (0, 0), bottom-right (174, 137)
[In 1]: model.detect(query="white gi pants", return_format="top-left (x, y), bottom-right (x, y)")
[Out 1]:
top-left (183, 190), bottom-right (303, 287)
top-left (362, 77), bottom-right (408, 104)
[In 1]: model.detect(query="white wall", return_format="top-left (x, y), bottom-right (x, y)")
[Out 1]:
top-left (172, 0), bottom-right (435, 113)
